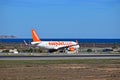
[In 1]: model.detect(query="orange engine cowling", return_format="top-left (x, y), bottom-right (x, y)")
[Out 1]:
top-left (69, 47), bottom-right (75, 51)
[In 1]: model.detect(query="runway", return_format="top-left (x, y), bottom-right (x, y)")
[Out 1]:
top-left (0, 54), bottom-right (120, 60)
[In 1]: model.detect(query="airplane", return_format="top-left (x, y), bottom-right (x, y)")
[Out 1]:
top-left (31, 29), bottom-right (80, 53)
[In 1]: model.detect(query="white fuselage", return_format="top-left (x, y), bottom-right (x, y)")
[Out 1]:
top-left (31, 41), bottom-right (79, 50)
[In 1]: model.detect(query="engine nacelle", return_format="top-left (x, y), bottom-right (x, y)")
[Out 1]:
top-left (68, 45), bottom-right (79, 51)
top-left (68, 47), bottom-right (75, 51)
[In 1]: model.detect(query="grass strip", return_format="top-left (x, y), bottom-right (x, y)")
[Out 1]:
top-left (0, 59), bottom-right (120, 65)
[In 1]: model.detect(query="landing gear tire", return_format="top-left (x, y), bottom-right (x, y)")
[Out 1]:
top-left (63, 48), bottom-right (68, 54)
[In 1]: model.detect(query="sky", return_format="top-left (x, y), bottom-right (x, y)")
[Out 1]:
top-left (0, 0), bottom-right (120, 38)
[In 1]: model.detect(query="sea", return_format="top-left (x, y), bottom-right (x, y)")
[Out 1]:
top-left (0, 38), bottom-right (120, 44)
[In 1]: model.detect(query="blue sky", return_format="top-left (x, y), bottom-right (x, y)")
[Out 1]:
top-left (0, 0), bottom-right (120, 38)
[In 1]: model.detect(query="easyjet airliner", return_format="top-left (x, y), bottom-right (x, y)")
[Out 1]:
top-left (31, 29), bottom-right (80, 53)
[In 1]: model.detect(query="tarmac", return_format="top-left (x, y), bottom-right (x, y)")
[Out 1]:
top-left (0, 53), bottom-right (120, 60)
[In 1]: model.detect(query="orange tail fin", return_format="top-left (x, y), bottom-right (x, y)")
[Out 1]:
top-left (32, 29), bottom-right (41, 42)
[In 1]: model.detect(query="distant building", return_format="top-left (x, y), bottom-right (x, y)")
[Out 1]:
top-left (9, 49), bottom-right (18, 54)
top-left (0, 35), bottom-right (17, 39)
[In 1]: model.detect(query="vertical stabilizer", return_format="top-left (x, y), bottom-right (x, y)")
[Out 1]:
top-left (32, 29), bottom-right (41, 42)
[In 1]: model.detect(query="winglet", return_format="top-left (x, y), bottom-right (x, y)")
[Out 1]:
top-left (23, 40), bottom-right (28, 45)
top-left (76, 40), bottom-right (78, 44)
top-left (32, 29), bottom-right (41, 42)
